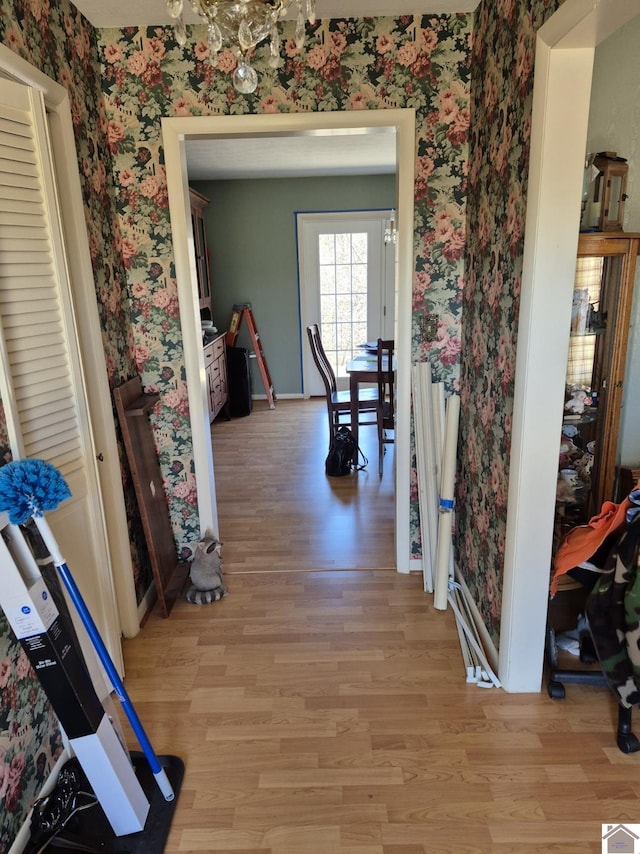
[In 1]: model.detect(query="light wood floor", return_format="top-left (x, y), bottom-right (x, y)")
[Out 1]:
top-left (118, 400), bottom-right (639, 853)
top-left (210, 399), bottom-right (395, 573)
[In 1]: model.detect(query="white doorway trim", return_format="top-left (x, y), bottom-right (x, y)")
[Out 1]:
top-left (500, 0), bottom-right (640, 692)
top-left (162, 109), bottom-right (416, 573)
top-left (0, 45), bottom-right (138, 642)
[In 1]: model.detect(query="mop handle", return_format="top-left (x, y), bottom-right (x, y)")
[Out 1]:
top-left (34, 516), bottom-right (175, 802)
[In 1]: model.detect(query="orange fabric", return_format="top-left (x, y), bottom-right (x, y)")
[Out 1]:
top-left (550, 498), bottom-right (631, 596)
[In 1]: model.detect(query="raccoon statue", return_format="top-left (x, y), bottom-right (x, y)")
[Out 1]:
top-left (185, 535), bottom-right (227, 605)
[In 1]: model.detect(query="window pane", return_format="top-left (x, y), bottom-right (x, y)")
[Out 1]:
top-left (335, 233), bottom-right (351, 264)
top-left (351, 233), bottom-right (367, 263)
top-left (319, 265), bottom-right (335, 292)
top-left (335, 265), bottom-right (352, 293)
top-left (318, 229), bottom-right (370, 378)
top-left (351, 264), bottom-right (367, 291)
top-left (318, 234), bottom-right (334, 265)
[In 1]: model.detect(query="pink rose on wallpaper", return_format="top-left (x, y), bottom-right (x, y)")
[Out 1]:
top-left (172, 97), bottom-right (192, 116)
top-left (438, 89), bottom-right (458, 123)
top-left (0, 657), bottom-right (11, 688)
top-left (376, 33), bottom-right (395, 54)
top-left (108, 283), bottom-right (122, 315)
top-left (434, 212), bottom-right (454, 243)
top-left (447, 109), bottom-right (469, 145)
top-left (127, 50), bottom-right (148, 76)
top-left (74, 31), bottom-right (90, 62)
top-left (92, 160), bottom-right (107, 195)
top-left (131, 281), bottom-right (148, 298)
top-left (152, 288), bottom-right (172, 309)
top-left (121, 238), bottom-right (138, 261)
top-left (505, 191), bottom-right (523, 254)
top-left (487, 269), bottom-right (503, 311)
top-left (515, 29), bottom-right (533, 91)
top-left (285, 37), bottom-right (302, 58)
top-left (173, 476), bottom-right (197, 503)
top-left (307, 45), bottom-right (328, 69)
top-left (416, 154), bottom-right (434, 180)
top-left (438, 335), bottom-right (461, 366)
top-left (349, 92), bottom-right (368, 110)
top-left (7, 753), bottom-right (25, 792)
top-left (443, 229), bottom-right (465, 262)
top-left (260, 95), bottom-right (280, 113)
top-left (120, 169), bottom-right (136, 186)
top-left (194, 41), bottom-right (208, 61)
top-left (216, 49), bottom-right (238, 73)
top-left (147, 37), bottom-right (166, 61)
top-left (107, 120), bottom-right (125, 153)
top-left (15, 649), bottom-right (32, 680)
top-left (134, 344), bottom-right (150, 371)
top-left (140, 175), bottom-right (159, 198)
top-left (104, 43), bottom-right (123, 63)
top-left (397, 41), bottom-right (418, 67)
top-left (329, 32), bottom-right (347, 56)
top-left (480, 394), bottom-right (496, 433)
top-left (482, 68), bottom-right (497, 118)
top-left (421, 28), bottom-right (438, 52)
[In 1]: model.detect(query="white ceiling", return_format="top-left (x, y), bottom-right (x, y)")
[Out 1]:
top-left (75, 1), bottom-right (479, 29)
top-left (185, 131), bottom-right (399, 181)
top-left (81, 0), bottom-right (480, 180)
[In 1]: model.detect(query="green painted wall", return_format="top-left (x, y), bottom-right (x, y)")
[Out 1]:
top-left (192, 174), bottom-right (395, 396)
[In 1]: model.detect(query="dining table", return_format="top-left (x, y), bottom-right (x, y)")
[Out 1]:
top-left (345, 350), bottom-right (391, 455)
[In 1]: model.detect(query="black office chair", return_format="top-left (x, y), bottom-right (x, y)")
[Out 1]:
top-left (306, 324), bottom-right (378, 442)
top-left (376, 338), bottom-right (395, 477)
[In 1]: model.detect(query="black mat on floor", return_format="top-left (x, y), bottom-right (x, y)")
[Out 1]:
top-left (30, 753), bottom-right (184, 853)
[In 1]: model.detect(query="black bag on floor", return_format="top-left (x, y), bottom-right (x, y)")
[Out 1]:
top-left (325, 426), bottom-right (366, 476)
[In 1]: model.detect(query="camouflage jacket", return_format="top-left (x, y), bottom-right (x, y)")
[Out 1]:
top-left (586, 514), bottom-right (640, 709)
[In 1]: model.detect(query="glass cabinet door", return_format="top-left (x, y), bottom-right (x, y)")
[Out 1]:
top-left (558, 234), bottom-right (640, 540)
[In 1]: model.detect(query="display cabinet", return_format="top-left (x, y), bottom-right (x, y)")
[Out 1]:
top-left (189, 188), bottom-right (212, 314)
top-left (556, 232), bottom-right (640, 540)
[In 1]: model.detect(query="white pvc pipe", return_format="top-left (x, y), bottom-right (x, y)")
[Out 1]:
top-left (433, 394), bottom-right (460, 610)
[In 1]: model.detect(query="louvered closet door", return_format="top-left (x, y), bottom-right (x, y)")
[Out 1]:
top-left (0, 78), bottom-right (122, 677)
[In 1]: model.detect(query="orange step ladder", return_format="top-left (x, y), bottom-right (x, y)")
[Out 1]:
top-left (226, 303), bottom-right (276, 409)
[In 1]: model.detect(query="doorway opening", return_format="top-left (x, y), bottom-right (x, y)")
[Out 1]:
top-left (162, 110), bottom-right (416, 573)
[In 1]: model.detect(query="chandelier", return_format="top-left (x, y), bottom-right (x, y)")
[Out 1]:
top-left (167, 0), bottom-right (317, 94)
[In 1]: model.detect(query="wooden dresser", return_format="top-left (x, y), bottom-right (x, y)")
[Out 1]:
top-left (204, 332), bottom-right (229, 422)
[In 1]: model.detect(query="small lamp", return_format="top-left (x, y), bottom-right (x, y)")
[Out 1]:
top-left (589, 152), bottom-right (629, 232)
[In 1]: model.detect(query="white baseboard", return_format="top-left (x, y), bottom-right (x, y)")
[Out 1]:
top-left (251, 393), bottom-right (304, 400)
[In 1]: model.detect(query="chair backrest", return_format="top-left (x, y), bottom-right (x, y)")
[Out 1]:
top-left (307, 324), bottom-right (337, 398)
top-left (377, 339), bottom-right (395, 426)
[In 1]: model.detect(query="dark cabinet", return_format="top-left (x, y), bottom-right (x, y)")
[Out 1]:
top-left (189, 188), bottom-right (212, 313)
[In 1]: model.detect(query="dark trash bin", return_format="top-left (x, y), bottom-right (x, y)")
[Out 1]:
top-left (226, 345), bottom-right (252, 417)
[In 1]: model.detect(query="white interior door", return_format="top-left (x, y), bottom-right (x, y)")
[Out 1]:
top-left (298, 211), bottom-right (394, 395)
top-left (0, 77), bottom-right (123, 682)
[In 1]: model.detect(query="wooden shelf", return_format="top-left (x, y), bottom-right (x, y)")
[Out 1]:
top-left (113, 376), bottom-right (189, 617)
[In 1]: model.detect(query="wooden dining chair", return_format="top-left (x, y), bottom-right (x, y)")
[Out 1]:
top-left (306, 324), bottom-right (378, 441)
top-left (377, 339), bottom-right (395, 477)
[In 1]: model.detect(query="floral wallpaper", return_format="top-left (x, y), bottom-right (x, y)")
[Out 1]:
top-left (457, 0), bottom-right (563, 644)
top-left (0, 0), bottom-right (146, 843)
top-left (98, 14), bottom-right (473, 561)
top-left (0, 613), bottom-right (63, 853)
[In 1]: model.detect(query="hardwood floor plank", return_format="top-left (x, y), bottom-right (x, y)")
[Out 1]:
top-left (113, 400), bottom-right (639, 854)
